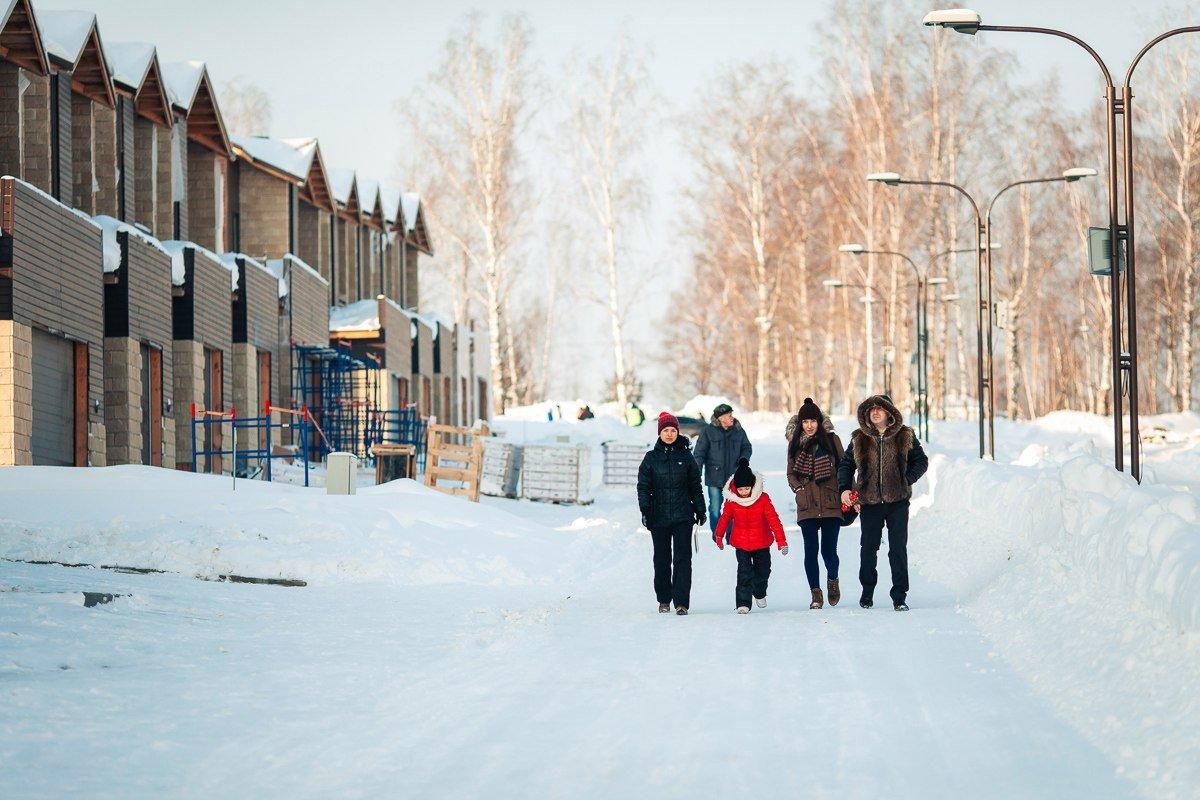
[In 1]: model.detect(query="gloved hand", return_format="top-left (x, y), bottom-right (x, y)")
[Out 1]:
top-left (780, 545), bottom-right (789, 556)
top-left (694, 510), bottom-right (705, 526)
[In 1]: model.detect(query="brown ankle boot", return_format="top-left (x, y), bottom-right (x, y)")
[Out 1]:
top-left (809, 588), bottom-right (824, 609)
top-left (658, 602), bottom-right (670, 613)
top-left (828, 578), bottom-right (841, 606)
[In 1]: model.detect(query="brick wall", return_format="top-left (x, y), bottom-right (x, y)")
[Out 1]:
top-left (0, 63), bottom-right (20, 177)
top-left (0, 320), bottom-right (33, 466)
top-left (171, 339), bottom-right (202, 469)
top-left (70, 92), bottom-right (95, 214)
top-left (20, 70), bottom-right (51, 194)
top-left (155, 119), bottom-right (174, 237)
top-left (296, 200), bottom-right (329, 280)
top-left (133, 116), bottom-right (158, 233)
top-left (104, 336), bottom-right (142, 464)
top-left (237, 166), bottom-right (290, 260)
top-left (187, 141), bottom-right (219, 251)
top-left (404, 246), bottom-right (420, 310)
top-left (93, 102), bottom-right (118, 218)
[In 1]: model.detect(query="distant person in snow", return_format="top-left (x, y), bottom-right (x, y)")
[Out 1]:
top-left (837, 394), bottom-right (928, 611)
top-left (577, 405), bottom-right (595, 421)
top-left (713, 457), bottom-right (788, 614)
top-left (693, 403), bottom-right (752, 541)
top-left (637, 412), bottom-right (706, 615)
top-left (625, 402), bottom-right (645, 427)
top-left (787, 397), bottom-right (846, 610)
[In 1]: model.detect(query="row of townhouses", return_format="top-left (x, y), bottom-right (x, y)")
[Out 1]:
top-left (0, 0), bottom-right (490, 471)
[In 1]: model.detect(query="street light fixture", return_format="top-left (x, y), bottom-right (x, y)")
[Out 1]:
top-left (924, 10), bottom-right (1200, 481)
top-left (866, 167), bottom-right (1093, 458)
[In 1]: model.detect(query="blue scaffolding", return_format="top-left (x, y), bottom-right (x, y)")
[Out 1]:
top-left (190, 403), bottom-right (312, 487)
top-left (292, 344), bottom-right (380, 461)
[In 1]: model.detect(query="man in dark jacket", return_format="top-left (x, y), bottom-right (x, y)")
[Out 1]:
top-left (638, 412), bottom-right (706, 614)
top-left (692, 403), bottom-right (752, 538)
top-left (837, 394), bottom-right (929, 611)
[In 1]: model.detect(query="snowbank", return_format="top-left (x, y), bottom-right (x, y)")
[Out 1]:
top-left (0, 466), bottom-right (565, 588)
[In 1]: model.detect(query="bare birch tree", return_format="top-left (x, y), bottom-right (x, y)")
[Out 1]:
top-left (219, 77), bottom-right (272, 136)
top-left (563, 36), bottom-right (653, 409)
top-left (400, 14), bottom-right (537, 415)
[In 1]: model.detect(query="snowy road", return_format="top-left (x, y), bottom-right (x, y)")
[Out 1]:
top-left (4, 413), bottom-right (1198, 798)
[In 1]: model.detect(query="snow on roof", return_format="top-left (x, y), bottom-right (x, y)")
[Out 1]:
top-left (401, 193), bottom-right (420, 232)
top-left (160, 240), bottom-right (235, 288)
top-left (106, 41), bottom-right (155, 90)
top-left (378, 186), bottom-right (400, 224)
top-left (265, 254), bottom-right (327, 299)
top-left (160, 60), bottom-right (205, 111)
top-left (231, 135), bottom-right (316, 182)
top-left (329, 299), bottom-right (380, 333)
top-left (219, 252), bottom-right (274, 293)
top-left (327, 167), bottom-right (356, 206)
top-left (93, 215), bottom-right (171, 275)
top-left (357, 177), bottom-right (380, 214)
top-left (35, 9), bottom-right (95, 66)
top-left (410, 311), bottom-right (438, 335)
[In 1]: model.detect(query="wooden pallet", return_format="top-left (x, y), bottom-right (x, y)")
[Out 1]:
top-left (424, 420), bottom-right (488, 502)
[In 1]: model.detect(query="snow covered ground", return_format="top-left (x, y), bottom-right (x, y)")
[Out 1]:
top-left (1, 410), bottom-right (1197, 798)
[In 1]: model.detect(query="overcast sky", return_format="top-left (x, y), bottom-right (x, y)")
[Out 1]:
top-left (37, 0), bottom-right (1177, 400)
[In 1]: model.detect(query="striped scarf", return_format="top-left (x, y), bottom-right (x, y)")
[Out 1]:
top-left (794, 448), bottom-right (833, 483)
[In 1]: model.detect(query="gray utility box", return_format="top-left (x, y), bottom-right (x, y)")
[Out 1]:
top-left (602, 442), bottom-right (648, 486)
top-left (521, 443), bottom-right (592, 505)
top-left (480, 439), bottom-right (523, 498)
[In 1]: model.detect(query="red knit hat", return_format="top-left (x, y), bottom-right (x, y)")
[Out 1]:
top-left (657, 411), bottom-right (679, 434)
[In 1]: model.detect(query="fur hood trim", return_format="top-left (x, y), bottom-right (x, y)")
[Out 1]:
top-left (856, 395), bottom-right (904, 438)
top-left (722, 472), bottom-right (765, 506)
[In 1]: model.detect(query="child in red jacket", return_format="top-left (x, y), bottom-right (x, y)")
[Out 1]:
top-left (714, 458), bottom-right (789, 613)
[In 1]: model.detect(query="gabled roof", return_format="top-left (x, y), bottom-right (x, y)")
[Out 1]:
top-left (105, 41), bottom-right (172, 125)
top-left (379, 185), bottom-right (406, 230)
top-left (232, 135), bottom-right (335, 213)
top-left (1, 0), bottom-right (49, 74)
top-left (231, 135), bottom-right (313, 183)
top-left (161, 61), bottom-right (231, 157)
top-left (328, 167), bottom-right (360, 223)
top-left (356, 177), bottom-right (384, 231)
top-left (290, 138), bottom-right (334, 213)
top-left (402, 193), bottom-right (433, 255)
top-left (34, 10), bottom-right (114, 107)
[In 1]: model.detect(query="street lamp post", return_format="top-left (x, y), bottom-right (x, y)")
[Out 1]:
top-left (923, 9), bottom-right (1198, 480)
top-left (838, 244), bottom-right (936, 441)
top-left (866, 170), bottom-right (1094, 458)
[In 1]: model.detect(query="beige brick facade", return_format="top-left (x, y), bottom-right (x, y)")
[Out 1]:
top-left (71, 93), bottom-right (96, 214)
top-left (0, 63), bottom-right (23, 179)
top-left (230, 343), bottom-right (261, 453)
top-left (187, 142), bottom-right (223, 251)
top-left (132, 117), bottom-right (158, 234)
top-left (93, 103), bottom-right (119, 218)
top-left (0, 320), bottom-right (34, 466)
top-left (238, 166), bottom-right (290, 260)
top-left (155, 120), bottom-right (175, 237)
top-left (103, 336), bottom-right (144, 465)
top-left (20, 70), bottom-right (51, 194)
top-left (172, 340), bottom-right (204, 470)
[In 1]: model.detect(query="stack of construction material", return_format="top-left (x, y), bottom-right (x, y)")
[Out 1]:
top-left (520, 443), bottom-right (592, 505)
top-left (480, 438), bottom-right (522, 498)
top-left (602, 442), bottom-right (648, 486)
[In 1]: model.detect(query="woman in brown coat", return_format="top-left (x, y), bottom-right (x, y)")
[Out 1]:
top-left (786, 398), bottom-right (845, 609)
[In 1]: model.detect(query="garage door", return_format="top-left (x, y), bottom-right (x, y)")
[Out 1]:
top-left (31, 329), bottom-right (75, 466)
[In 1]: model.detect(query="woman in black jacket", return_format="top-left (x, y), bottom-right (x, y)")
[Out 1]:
top-left (637, 412), bottom-right (706, 615)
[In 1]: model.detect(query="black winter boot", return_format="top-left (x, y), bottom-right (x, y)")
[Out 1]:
top-left (859, 593), bottom-right (873, 609)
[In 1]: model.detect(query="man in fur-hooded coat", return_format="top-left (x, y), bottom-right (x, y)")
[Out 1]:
top-left (836, 394), bottom-right (928, 610)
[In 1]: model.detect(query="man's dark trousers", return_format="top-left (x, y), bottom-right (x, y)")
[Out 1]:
top-left (858, 500), bottom-right (909, 605)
